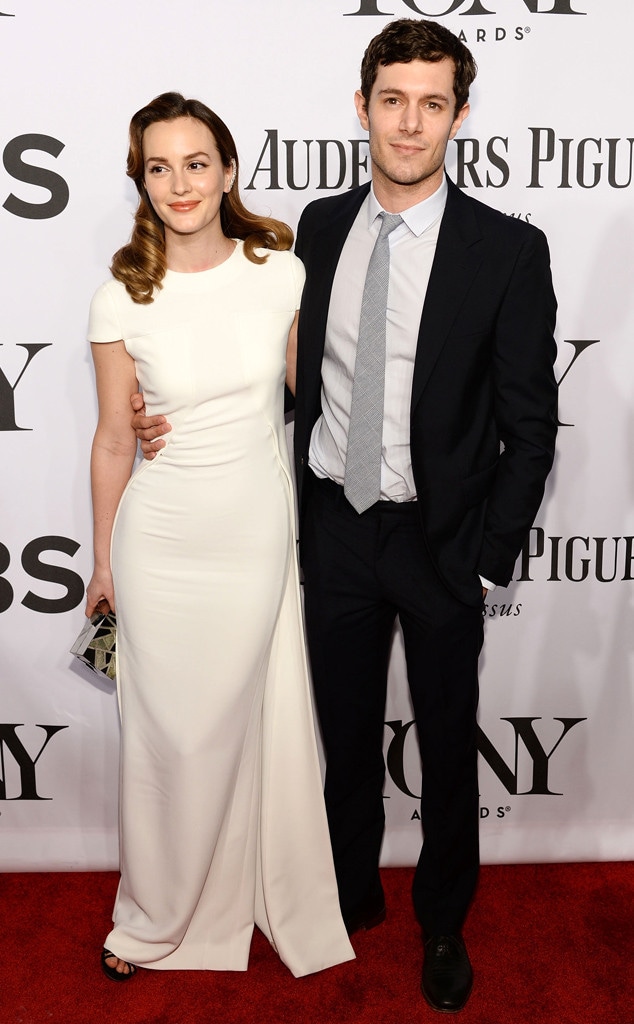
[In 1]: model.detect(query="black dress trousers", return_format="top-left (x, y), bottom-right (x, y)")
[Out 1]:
top-left (301, 472), bottom-right (483, 937)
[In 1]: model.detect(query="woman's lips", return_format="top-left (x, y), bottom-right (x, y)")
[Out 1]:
top-left (169, 201), bottom-right (200, 212)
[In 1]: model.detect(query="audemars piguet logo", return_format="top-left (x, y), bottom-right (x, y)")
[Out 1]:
top-left (451, 133), bottom-right (634, 190)
top-left (517, 530), bottom-right (634, 584)
top-left (247, 128), bottom-right (630, 193)
top-left (345, 1), bottom-right (585, 16)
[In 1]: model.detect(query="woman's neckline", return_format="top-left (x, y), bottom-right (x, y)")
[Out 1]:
top-left (165, 239), bottom-right (241, 277)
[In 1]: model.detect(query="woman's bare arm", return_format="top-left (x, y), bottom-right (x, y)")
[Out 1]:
top-left (86, 341), bottom-right (138, 616)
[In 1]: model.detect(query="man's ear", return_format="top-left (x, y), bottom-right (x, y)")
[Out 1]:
top-left (354, 89), bottom-right (370, 132)
top-left (449, 102), bottom-right (470, 140)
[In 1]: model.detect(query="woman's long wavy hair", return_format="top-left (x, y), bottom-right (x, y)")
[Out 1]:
top-left (111, 92), bottom-right (294, 304)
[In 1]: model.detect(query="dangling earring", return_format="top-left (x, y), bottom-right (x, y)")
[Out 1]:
top-left (227, 158), bottom-right (237, 192)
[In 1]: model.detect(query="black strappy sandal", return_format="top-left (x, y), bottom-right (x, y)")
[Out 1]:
top-left (101, 947), bottom-right (137, 982)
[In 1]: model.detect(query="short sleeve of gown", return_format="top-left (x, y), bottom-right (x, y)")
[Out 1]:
top-left (87, 281), bottom-right (123, 344)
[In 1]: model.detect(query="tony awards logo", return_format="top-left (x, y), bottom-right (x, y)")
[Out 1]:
top-left (0, 725), bottom-right (68, 800)
top-left (344, 1), bottom-right (586, 16)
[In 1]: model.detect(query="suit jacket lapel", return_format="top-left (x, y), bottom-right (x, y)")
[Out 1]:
top-left (299, 184), bottom-right (370, 412)
top-left (411, 179), bottom-right (484, 411)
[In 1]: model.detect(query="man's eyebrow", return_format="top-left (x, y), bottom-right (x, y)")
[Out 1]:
top-left (376, 87), bottom-right (450, 103)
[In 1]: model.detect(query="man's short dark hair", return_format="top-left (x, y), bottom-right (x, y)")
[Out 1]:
top-left (360, 18), bottom-right (477, 114)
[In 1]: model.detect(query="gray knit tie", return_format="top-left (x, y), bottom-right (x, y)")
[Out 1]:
top-left (344, 212), bottom-right (403, 514)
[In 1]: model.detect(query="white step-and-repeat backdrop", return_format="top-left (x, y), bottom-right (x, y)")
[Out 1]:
top-left (1, 0), bottom-right (632, 870)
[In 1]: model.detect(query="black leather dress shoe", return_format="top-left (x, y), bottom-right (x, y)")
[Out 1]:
top-left (421, 934), bottom-right (473, 1013)
top-left (343, 894), bottom-right (387, 935)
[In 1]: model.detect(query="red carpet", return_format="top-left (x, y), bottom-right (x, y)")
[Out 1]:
top-left (1, 863), bottom-right (632, 1024)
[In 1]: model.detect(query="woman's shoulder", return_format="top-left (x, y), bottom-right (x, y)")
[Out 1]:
top-left (88, 276), bottom-right (141, 343)
top-left (251, 246), bottom-right (304, 297)
top-left (90, 275), bottom-right (130, 310)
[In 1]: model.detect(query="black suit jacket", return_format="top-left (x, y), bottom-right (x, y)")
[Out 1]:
top-left (293, 177), bottom-right (558, 607)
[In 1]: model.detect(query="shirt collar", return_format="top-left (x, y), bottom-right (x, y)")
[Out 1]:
top-left (368, 176), bottom-right (448, 237)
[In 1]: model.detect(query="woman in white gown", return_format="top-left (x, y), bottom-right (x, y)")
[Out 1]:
top-left (85, 92), bottom-right (353, 981)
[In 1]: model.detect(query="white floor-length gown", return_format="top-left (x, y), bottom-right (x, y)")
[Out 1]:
top-left (88, 243), bottom-right (354, 976)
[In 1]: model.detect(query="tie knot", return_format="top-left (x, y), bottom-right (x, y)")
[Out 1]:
top-left (377, 211), bottom-right (403, 239)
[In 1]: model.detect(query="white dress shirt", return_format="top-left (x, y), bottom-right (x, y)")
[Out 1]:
top-left (309, 179), bottom-right (446, 500)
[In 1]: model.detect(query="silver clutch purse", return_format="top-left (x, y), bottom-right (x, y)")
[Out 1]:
top-left (70, 600), bottom-right (117, 681)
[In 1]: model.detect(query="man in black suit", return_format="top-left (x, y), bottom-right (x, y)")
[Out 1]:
top-left (133, 18), bottom-right (557, 1013)
top-left (290, 18), bottom-right (557, 1014)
